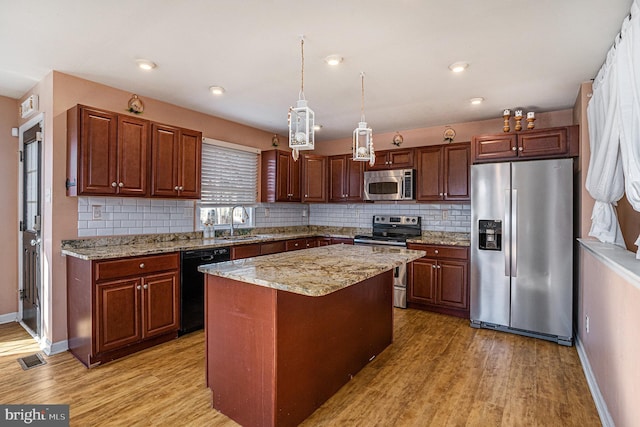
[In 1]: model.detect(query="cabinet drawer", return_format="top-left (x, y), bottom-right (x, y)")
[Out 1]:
top-left (407, 244), bottom-right (468, 260)
top-left (286, 238), bottom-right (307, 251)
top-left (231, 244), bottom-right (261, 260)
top-left (95, 253), bottom-right (179, 282)
top-left (260, 241), bottom-right (286, 255)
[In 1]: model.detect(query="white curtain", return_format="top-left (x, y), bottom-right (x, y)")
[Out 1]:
top-left (616, 1), bottom-right (640, 257)
top-left (586, 45), bottom-right (626, 248)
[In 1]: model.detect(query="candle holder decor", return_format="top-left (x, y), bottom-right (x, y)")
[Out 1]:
top-left (502, 109), bottom-right (511, 132)
top-left (514, 109), bottom-right (523, 131)
top-left (526, 111), bottom-right (536, 130)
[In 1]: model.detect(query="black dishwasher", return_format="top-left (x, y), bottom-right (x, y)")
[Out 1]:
top-left (179, 247), bottom-right (230, 336)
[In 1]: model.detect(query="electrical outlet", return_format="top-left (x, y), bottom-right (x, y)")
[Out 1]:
top-left (92, 205), bottom-right (103, 220)
top-left (442, 210), bottom-right (449, 220)
top-left (264, 208), bottom-right (270, 218)
top-left (585, 315), bottom-right (590, 334)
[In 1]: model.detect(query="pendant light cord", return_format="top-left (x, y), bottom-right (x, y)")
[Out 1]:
top-left (299, 38), bottom-right (305, 100)
top-left (360, 72), bottom-right (366, 122)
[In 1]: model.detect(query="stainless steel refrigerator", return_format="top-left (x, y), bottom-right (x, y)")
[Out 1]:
top-left (470, 158), bottom-right (573, 345)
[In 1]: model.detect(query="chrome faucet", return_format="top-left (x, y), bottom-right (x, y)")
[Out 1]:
top-left (230, 205), bottom-right (248, 236)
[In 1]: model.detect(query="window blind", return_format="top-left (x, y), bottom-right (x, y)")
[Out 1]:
top-left (201, 138), bottom-right (259, 205)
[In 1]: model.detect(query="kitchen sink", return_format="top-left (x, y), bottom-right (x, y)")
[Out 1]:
top-left (216, 234), bottom-right (272, 241)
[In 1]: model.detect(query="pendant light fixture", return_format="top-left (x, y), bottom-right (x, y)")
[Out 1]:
top-left (288, 36), bottom-right (315, 160)
top-left (353, 72), bottom-right (375, 165)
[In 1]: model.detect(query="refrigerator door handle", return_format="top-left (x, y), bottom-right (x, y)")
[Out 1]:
top-left (512, 189), bottom-right (518, 277)
top-left (504, 190), bottom-right (511, 277)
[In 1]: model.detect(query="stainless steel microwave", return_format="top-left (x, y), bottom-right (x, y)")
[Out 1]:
top-left (363, 169), bottom-right (415, 201)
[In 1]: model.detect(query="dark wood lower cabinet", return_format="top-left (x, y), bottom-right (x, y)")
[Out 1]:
top-left (407, 244), bottom-right (469, 318)
top-left (67, 252), bottom-right (180, 367)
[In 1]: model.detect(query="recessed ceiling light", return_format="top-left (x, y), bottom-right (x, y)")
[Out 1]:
top-left (470, 97), bottom-right (484, 105)
top-left (209, 86), bottom-right (225, 96)
top-left (324, 55), bottom-right (343, 66)
top-left (313, 124), bottom-right (323, 131)
top-left (448, 62), bottom-right (469, 73)
top-left (136, 59), bottom-right (157, 71)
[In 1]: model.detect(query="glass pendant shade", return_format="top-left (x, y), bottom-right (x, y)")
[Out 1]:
top-left (288, 99), bottom-right (315, 151)
top-left (353, 121), bottom-right (373, 161)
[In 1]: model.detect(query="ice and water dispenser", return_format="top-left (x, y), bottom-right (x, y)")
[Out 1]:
top-left (478, 220), bottom-right (502, 251)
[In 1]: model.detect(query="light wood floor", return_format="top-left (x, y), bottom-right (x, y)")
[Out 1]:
top-left (0, 309), bottom-right (600, 426)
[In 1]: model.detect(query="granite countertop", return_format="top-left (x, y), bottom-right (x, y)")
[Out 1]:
top-left (61, 231), bottom-right (324, 260)
top-left (61, 228), bottom-right (468, 260)
top-left (407, 231), bottom-right (470, 247)
top-left (198, 244), bottom-right (426, 297)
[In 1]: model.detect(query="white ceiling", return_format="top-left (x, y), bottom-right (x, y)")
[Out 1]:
top-left (0, 0), bottom-right (632, 141)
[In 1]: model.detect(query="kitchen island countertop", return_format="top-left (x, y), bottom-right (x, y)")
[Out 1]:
top-left (198, 244), bottom-right (425, 297)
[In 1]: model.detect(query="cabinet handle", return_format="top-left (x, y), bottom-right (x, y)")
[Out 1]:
top-left (435, 249), bottom-right (439, 254)
top-left (118, 182), bottom-right (124, 187)
top-left (512, 147), bottom-right (517, 151)
top-left (179, 186), bottom-right (184, 190)
top-left (444, 193), bottom-right (447, 197)
top-left (439, 193), bottom-right (443, 197)
top-left (432, 264), bottom-right (436, 269)
top-left (174, 186), bottom-right (179, 191)
top-left (305, 194), bottom-right (308, 197)
top-left (139, 263), bottom-right (145, 269)
top-left (437, 265), bottom-right (441, 269)
top-left (136, 285), bottom-right (141, 290)
top-left (518, 147), bottom-right (523, 151)
top-left (294, 243), bottom-right (299, 247)
top-left (143, 284), bottom-right (148, 289)
top-left (111, 182), bottom-right (117, 187)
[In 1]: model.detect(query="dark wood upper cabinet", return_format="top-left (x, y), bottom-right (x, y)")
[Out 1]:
top-left (117, 115), bottom-right (150, 196)
top-left (261, 150), bottom-right (301, 202)
top-left (365, 148), bottom-right (414, 170)
top-left (329, 154), bottom-right (364, 202)
top-left (416, 142), bottom-right (470, 202)
top-left (471, 125), bottom-right (578, 163)
top-left (415, 146), bottom-right (442, 201)
top-left (150, 124), bottom-right (202, 199)
top-left (67, 104), bottom-right (201, 199)
top-left (443, 143), bottom-right (471, 201)
top-left (301, 154), bottom-right (327, 202)
top-left (67, 105), bottom-right (149, 196)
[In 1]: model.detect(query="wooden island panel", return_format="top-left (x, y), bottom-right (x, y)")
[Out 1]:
top-left (205, 270), bottom-right (393, 427)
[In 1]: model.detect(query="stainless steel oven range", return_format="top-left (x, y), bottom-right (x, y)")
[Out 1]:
top-left (354, 215), bottom-right (422, 308)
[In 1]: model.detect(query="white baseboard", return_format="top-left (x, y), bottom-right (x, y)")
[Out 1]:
top-left (40, 338), bottom-right (69, 356)
top-left (575, 335), bottom-right (614, 427)
top-left (0, 312), bottom-right (18, 324)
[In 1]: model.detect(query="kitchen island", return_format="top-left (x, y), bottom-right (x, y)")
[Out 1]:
top-left (198, 244), bottom-right (425, 427)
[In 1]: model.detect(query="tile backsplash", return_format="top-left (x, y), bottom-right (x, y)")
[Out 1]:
top-left (78, 197), bottom-right (470, 237)
top-left (77, 197), bottom-right (195, 237)
top-left (308, 203), bottom-right (471, 232)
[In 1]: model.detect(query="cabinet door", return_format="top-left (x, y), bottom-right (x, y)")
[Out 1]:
top-left (443, 143), bottom-right (470, 201)
top-left (472, 134), bottom-right (517, 162)
top-left (388, 149), bottom-right (414, 169)
top-left (177, 129), bottom-right (202, 198)
top-left (117, 115), bottom-right (149, 196)
top-left (305, 238), bottom-right (319, 248)
top-left (302, 154), bottom-right (326, 202)
top-left (150, 123), bottom-right (179, 197)
top-left (329, 155), bottom-right (347, 202)
top-left (437, 259), bottom-right (468, 309)
top-left (416, 146), bottom-right (442, 201)
top-left (79, 107), bottom-right (118, 195)
top-left (345, 158), bottom-right (364, 201)
top-left (289, 154), bottom-right (301, 201)
top-left (142, 272), bottom-right (179, 338)
top-left (276, 151), bottom-right (293, 201)
top-left (518, 128), bottom-right (567, 158)
top-left (366, 150), bottom-right (391, 170)
top-left (96, 278), bottom-right (141, 353)
top-left (408, 259), bottom-right (437, 305)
